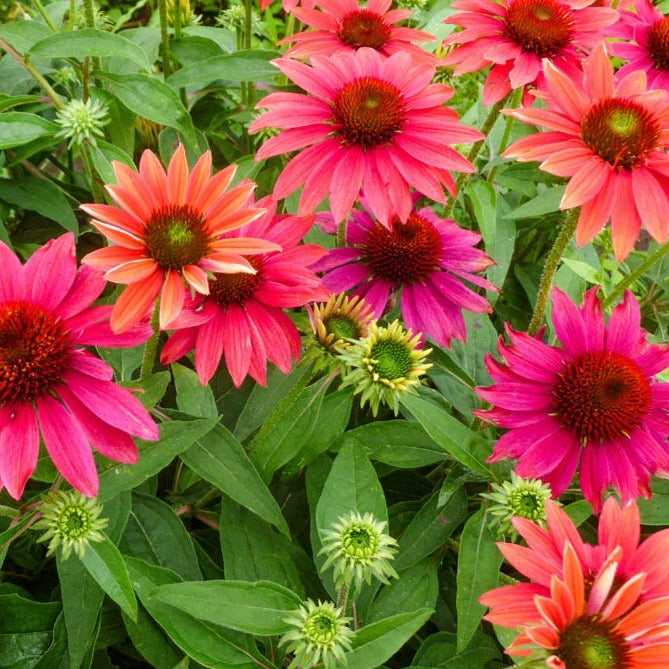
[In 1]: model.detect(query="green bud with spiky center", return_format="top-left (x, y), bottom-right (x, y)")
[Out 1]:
top-left (320, 511), bottom-right (398, 591)
top-left (55, 98), bottom-right (108, 148)
top-left (36, 490), bottom-right (108, 559)
top-left (280, 599), bottom-right (355, 669)
top-left (482, 471), bottom-right (553, 539)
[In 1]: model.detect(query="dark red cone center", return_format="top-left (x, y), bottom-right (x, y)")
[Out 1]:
top-left (648, 16), bottom-right (669, 71)
top-left (504, 0), bottom-right (575, 58)
top-left (338, 10), bottom-right (392, 50)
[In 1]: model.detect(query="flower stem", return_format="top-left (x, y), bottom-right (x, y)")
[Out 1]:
top-left (243, 0), bottom-right (255, 108)
top-left (487, 86), bottom-right (524, 184)
top-left (32, 0), bottom-right (58, 32)
top-left (337, 580), bottom-right (350, 612)
top-left (527, 207), bottom-right (580, 335)
top-left (81, 0), bottom-right (101, 72)
top-left (158, 0), bottom-right (172, 78)
top-left (602, 239), bottom-right (669, 309)
top-left (140, 304), bottom-right (161, 379)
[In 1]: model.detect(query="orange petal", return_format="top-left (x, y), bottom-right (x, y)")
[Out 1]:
top-left (91, 220), bottom-right (144, 249)
top-left (209, 237), bottom-right (281, 254)
top-left (138, 149), bottom-right (168, 209)
top-left (183, 264), bottom-right (209, 295)
top-left (110, 270), bottom-right (162, 333)
top-left (167, 144), bottom-right (188, 205)
top-left (82, 246), bottom-right (147, 270)
top-left (105, 258), bottom-right (159, 284)
top-left (80, 203), bottom-right (145, 236)
top-left (185, 151), bottom-right (212, 204)
top-left (602, 573), bottom-right (645, 621)
top-left (192, 164), bottom-right (237, 213)
top-left (159, 269), bottom-right (185, 329)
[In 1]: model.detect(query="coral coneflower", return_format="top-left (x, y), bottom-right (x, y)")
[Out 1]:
top-left (316, 202), bottom-right (495, 347)
top-left (281, 0), bottom-right (436, 64)
top-left (503, 42), bottom-right (669, 260)
top-left (481, 498), bottom-right (669, 669)
top-left (250, 48), bottom-right (482, 226)
top-left (0, 234), bottom-right (158, 499)
top-left (160, 198), bottom-right (328, 387)
top-left (609, 0), bottom-right (669, 93)
top-left (443, 0), bottom-right (617, 105)
top-left (82, 146), bottom-right (278, 332)
top-left (476, 287), bottom-right (669, 512)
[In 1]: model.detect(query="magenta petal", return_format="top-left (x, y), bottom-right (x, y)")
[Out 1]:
top-left (0, 403), bottom-right (39, 499)
top-left (221, 306), bottom-right (253, 388)
top-left (605, 290), bottom-right (641, 356)
top-left (68, 350), bottom-right (114, 381)
top-left (195, 309), bottom-right (226, 386)
top-left (55, 265), bottom-right (106, 320)
top-left (551, 287), bottom-right (589, 355)
top-left (0, 240), bottom-right (25, 303)
top-left (37, 394), bottom-right (98, 497)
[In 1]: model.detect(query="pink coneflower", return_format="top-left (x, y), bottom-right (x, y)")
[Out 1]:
top-left (609, 0), bottom-right (669, 92)
top-left (82, 146), bottom-right (279, 332)
top-left (481, 498), bottom-right (669, 669)
top-left (476, 287), bottom-right (669, 513)
top-left (315, 201), bottom-right (496, 347)
top-left (250, 48), bottom-right (483, 226)
top-left (160, 198), bottom-right (329, 387)
top-left (443, 0), bottom-right (617, 105)
top-left (0, 234), bottom-right (158, 499)
top-left (281, 0), bottom-right (437, 64)
top-left (503, 42), bottom-right (669, 260)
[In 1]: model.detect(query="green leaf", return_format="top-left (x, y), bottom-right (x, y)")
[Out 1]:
top-left (125, 557), bottom-right (261, 669)
top-left (562, 258), bottom-right (601, 284)
top-left (119, 371), bottom-right (170, 410)
top-left (248, 378), bottom-right (328, 482)
top-left (345, 421), bottom-right (446, 468)
top-left (167, 50), bottom-right (280, 88)
top-left (99, 72), bottom-right (196, 147)
top-left (316, 441), bottom-right (387, 542)
top-left (80, 536), bottom-right (138, 621)
top-left (504, 185), bottom-right (565, 219)
top-left (0, 512), bottom-right (35, 569)
top-left (412, 631), bottom-right (500, 668)
top-left (180, 422), bottom-right (289, 536)
top-left (173, 363), bottom-right (218, 418)
top-left (456, 509), bottom-right (503, 652)
top-left (97, 417), bottom-right (219, 501)
top-left (219, 497), bottom-right (305, 598)
top-left (345, 609), bottom-right (433, 669)
top-left (395, 488), bottom-right (467, 571)
top-left (149, 580), bottom-right (302, 636)
top-left (0, 113), bottom-right (58, 150)
top-left (0, 21), bottom-right (51, 54)
top-left (122, 604), bottom-right (182, 669)
top-left (401, 393), bottom-right (492, 477)
top-left (367, 559), bottom-right (439, 623)
top-left (120, 493), bottom-right (202, 582)
top-left (29, 29), bottom-right (150, 69)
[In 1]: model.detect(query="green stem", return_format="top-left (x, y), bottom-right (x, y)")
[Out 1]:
top-left (337, 580), bottom-right (350, 612)
top-left (336, 220), bottom-right (347, 247)
top-left (527, 207), bottom-right (580, 335)
top-left (32, 0), bottom-right (58, 31)
top-left (487, 86), bottom-right (524, 184)
top-left (140, 305), bottom-right (161, 378)
top-left (158, 0), bottom-right (172, 78)
top-left (173, 0), bottom-right (182, 39)
top-left (602, 239), bottom-right (669, 309)
top-left (243, 0), bottom-right (255, 107)
top-left (81, 0), bottom-right (101, 71)
top-left (0, 39), bottom-right (65, 110)
top-left (445, 92), bottom-right (511, 217)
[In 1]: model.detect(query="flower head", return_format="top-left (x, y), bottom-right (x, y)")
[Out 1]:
top-left (165, 0), bottom-right (198, 25)
top-left (481, 498), bottom-right (669, 669)
top-left (56, 98), bottom-right (108, 148)
top-left (250, 48), bottom-right (482, 226)
top-left (36, 490), bottom-right (108, 559)
top-left (321, 511), bottom-right (398, 590)
top-left (280, 599), bottom-right (354, 669)
top-left (483, 471), bottom-right (553, 538)
top-left (503, 42), bottom-right (669, 260)
top-left (0, 233), bottom-right (158, 499)
top-left (281, 0), bottom-right (437, 64)
top-left (443, 0), bottom-right (618, 105)
top-left (160, 198), bottom-right (328, 387)
top-left (316, 202), bottom-right (496, 347)
top-left (338, 319), bottom-right (431, 415)
top-left (82, 146), bottom-right (279, 332)
top-left (476, 287), bottom-right (669, 513)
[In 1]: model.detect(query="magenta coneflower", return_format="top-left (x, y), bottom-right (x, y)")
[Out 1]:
top-left (443, 0), bottom-right (617, 105)
top-left (610, 0), bottom-right (669, 92)
top-left (281, 0), bottom-right (437, 64)
top-left (160, 198), bottom-right (329, 387)
top-left (82, 146), bottom-right (278, 332)
top-left (476, 287), bottom-right (669, 513)
top-left (481, 498), bottom-right (669, 669)
top-left (250, 48), bottom-right (482, 226)
top-left (503, 42), bottom-right (669, 260)
top-left (0, 234), bottom-right (159, 499)
top-left (316, 201), bottom-right (496, 347)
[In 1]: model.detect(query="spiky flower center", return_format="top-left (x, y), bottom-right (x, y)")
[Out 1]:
top-left (369, 339), bottom-right (413, 380)
top-left (58, 504), bottom-right (93, 539)
top-left (552, 351), bottom-right (651, 443)
top-left (208, 258), bottom-right (262, 307)
top-left (333, 78), bottom-right (405, 149)
top-left (361, 214), bottom-right (442, 285)
top-left (581, 99), bottom-right (661, 170)
top-left (557, 616), bottom-right (631, 669)
top-left (304, 610), bottom-right (338, 644)
top-left (509, 488), bottom-right (545, 519)
top-left (504, 0), bottom-right (574, 58)
top-left (0, 301), bottom-right (72, 405)
top-left (145, 205), bottom-right (210, 271)
top-left (342, 524), bottom-right (380, 559)
top-left (338, 10), bottom-right (392, 50)
top-left (648, 17), bottom-right (669, 71)
top-left (324, 315), bottom-right (360, 341)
